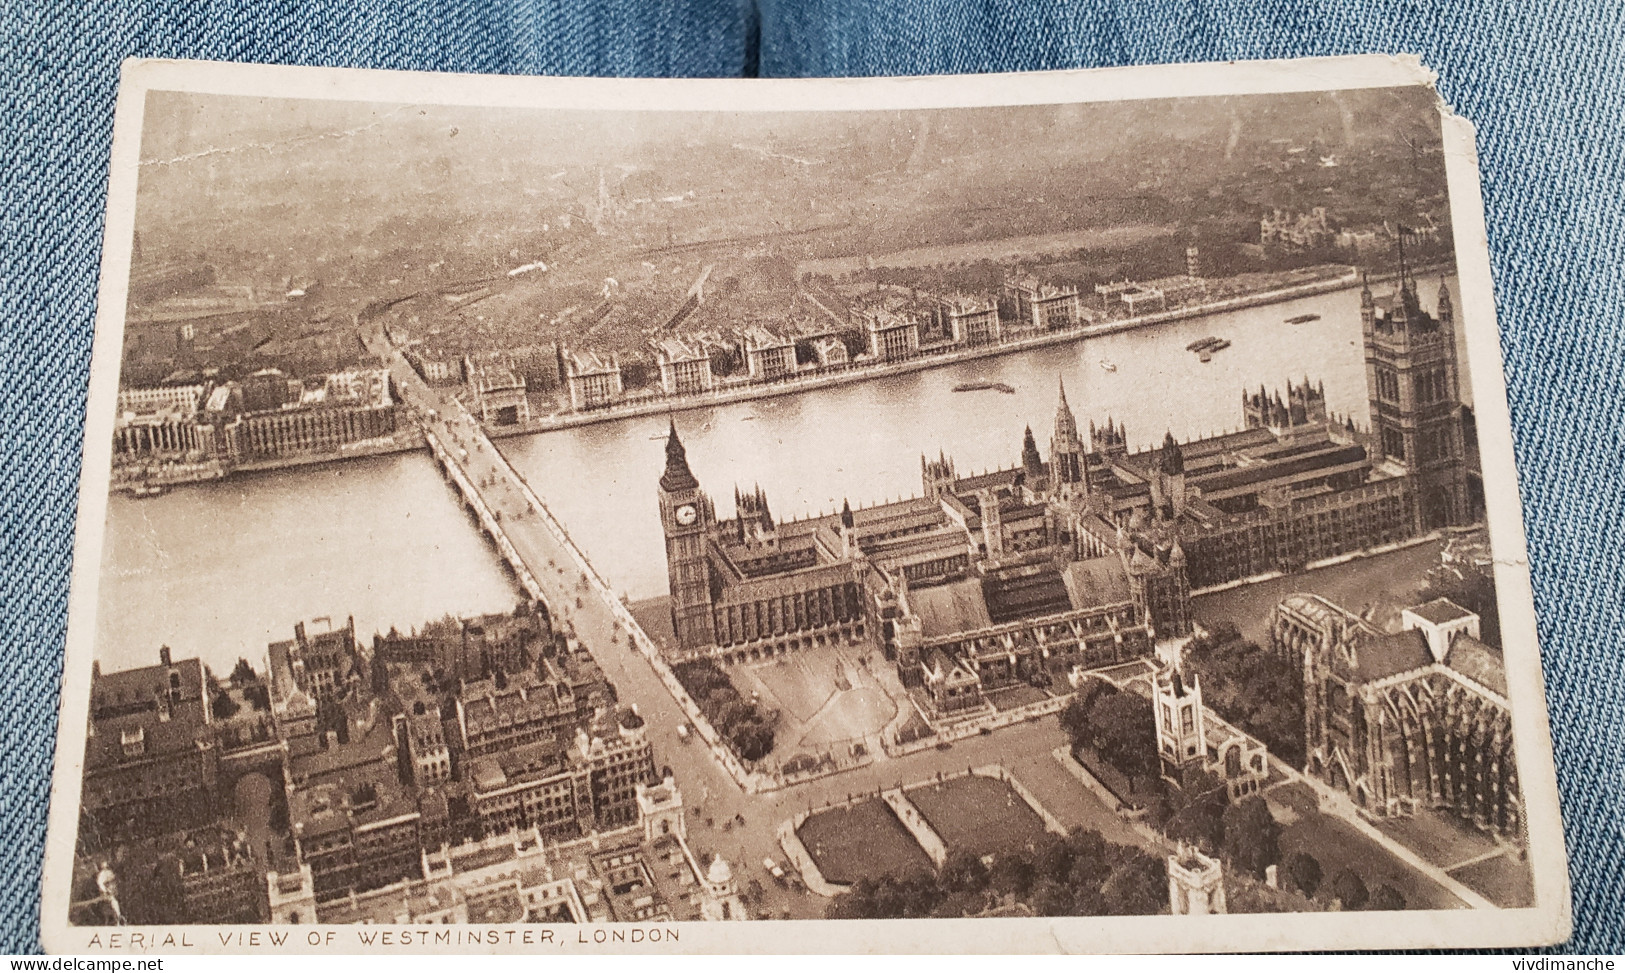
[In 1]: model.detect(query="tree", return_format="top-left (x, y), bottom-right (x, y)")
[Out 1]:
top-left (1164, 771), bottom-right (1227, 852)
top-left (1285, 851), bottom-right (1323, 897)
top-left (939, 850), bottom-right (990, 895)
top-left (1221, 796), bottom-right (1282, 878)
top-left (1101, 851), bottom-right (1168, 916)
top-left (212, 690), bottom-right (240, 720)
top-left (230, 657), bottom-right (258, 686)
top-left (988, 852), bottom-right (1035, 898)
top-left (1032, 834), bottom-right (1074, 883)
top-left (1368, 884), bottom-right (1407, 911)
top-left (1030, 878), bottom-right (1074, 917)
top-left (1330, 867), bottom-right (1369, 910)
top-left (1063, 831), bottom-right (1112, 894)
top-left (1088, 691), bottom-right (1159, 783)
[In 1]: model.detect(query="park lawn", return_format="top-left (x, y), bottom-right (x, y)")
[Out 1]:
top-left (905, 775), bottom-right (1050, 860)
top-left (797, 799), bottom-right (933, 886)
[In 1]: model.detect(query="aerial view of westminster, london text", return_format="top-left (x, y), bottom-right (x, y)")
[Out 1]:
top-left (71, 77), bottom-right (1535, 933)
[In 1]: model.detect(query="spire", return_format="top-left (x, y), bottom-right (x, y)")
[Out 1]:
top-left (659, 420), bottom-right (699, 492)
top-left (1021, 426), bottom-right (1044, 477)
top-left (840, 498), bottom-right (854, 529)
top-left (1054, 375), bottom-right (1079, 441)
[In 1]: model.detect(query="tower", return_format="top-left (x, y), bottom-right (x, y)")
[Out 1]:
top-left (976, 489), bottom-right (1004, 558)
top-left (658, 421), bottom-right (717, 650)
top-left (1153, 665), bottom-right (1207, 783)
top-left (700, 855), bottom-right (746, 921)
top-left (1020, 426), bottom-right (1045, 484)
top-left (636, 774), bottom-right (686, 843)
top-left (921, 451), bottom-right (956, 498)
top-left (1049, 378), bottom-right (1088, 501)
top-left (1124, 539), bottom-right (1193, 639)
top-left (1167, 844), bottom-right (1227, 915)
top-left (1362, 269), bottom-right (1469, 530)
top-left (1149, 431), bottom-right (1187, 519)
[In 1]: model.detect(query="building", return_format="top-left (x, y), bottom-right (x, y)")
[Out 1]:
top-left (289, 757), bottom-right (424, 903)
top-left (564, 349), bottom-right (625, 410)
top-left (940, 294), bottom-right (1001, 346)
top-left (404, 346), bottom-right (461, 386)
top-left (656, 264), bottom-right (1474, 708)
top-left (117, 385), bottom-right (206, 416)
top-left (1005, 274), bottom-right (1082, 331)
top-left (373, 605), bottom-right (553, 683)
top-left (397, 704), bottom-right (452, 786)
top-left (860, 308), bottom-right (921, 362)
top-left (1096, 275), bottom-right (1209, 315)
top-left (1363, 277), bottom-right (1469, 529)
top-left (300, 776), bottom-right (739, 925)
top-left (466, 359), bottom-right (531, 426)
top-left (79, 648), bottom-right (219, 849)
top-left (655, 386), bottom-right (1173, 711)
top-left (1271, 593), bottom-right (1520, 839)
top-left (269, 617), bottom-right (361, 708)
top-left (742, 326), bottom-right (798, 381)
top-left (1260, 207), bottom-right (1333, 248)
top-left (174, 829), bottom-right (269, 924)
top-left (321, 368), bottom-right (392, 408)
top-left (228, 400), bottom-right (399, 461)
top-left (1167, 844), bottom-right (1227, 915)
top-left (454, 655), bottom-right (607, 759)
top-left (1152, 667), bottom-right (1269, 801)
top-left (465, 717), bottom-right (655, 842)
top-left (808, 335), bottom-right (850, 368)
top-left (113, 366), bottom-right (404, 467)
top-left (654, 338), bottom-right (715, 396)
top-left (112, 384), bottom-right (212, 460)
top-left (1336, 228), bottom-right (1384, 253)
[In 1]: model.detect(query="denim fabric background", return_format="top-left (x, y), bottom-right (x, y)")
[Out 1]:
top-left (2, 0), bottom-right (1620, 955)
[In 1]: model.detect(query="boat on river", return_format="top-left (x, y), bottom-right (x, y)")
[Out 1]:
top-left (1186, 336), bottom-right (1223, 353)
top-left (1286, 313), bottom-right (1322, 325)
top-left (1098, 359), bottom-right (1118, 372)
top-left (953, 380), bottom-right (1017, 394)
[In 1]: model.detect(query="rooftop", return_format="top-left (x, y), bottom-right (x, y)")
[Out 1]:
top-left (1444, 636), bottom-right (1508, 697)
top-left (1407, 597), bottom-right (1477, 626)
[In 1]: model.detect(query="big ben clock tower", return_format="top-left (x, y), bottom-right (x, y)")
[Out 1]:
top-left (658, 421), bottom-right (717, 651)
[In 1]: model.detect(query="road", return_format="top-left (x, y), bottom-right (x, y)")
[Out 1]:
top-left (364, 326), bottom-right (1145, 918)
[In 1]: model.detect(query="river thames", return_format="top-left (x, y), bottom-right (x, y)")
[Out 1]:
top-left (95, 277), bottom-right (1464, 675)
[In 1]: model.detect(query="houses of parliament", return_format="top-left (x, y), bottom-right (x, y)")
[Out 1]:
top-left (658, 272), bottom-right (1473, 715)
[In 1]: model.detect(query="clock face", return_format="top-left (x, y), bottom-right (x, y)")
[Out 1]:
top-left (675, 504), bottom-right (699, 526)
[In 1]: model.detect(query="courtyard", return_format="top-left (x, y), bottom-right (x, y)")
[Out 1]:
top-left (795, 799), bottom-right (934, 886)
top-left (904, 774), bottom-right (1052, 860)
top-left (730, 643), bottom-right (908, 753)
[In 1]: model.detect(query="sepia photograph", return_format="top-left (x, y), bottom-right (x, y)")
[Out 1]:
top-left (42, 55), bottom-right (1570, 953)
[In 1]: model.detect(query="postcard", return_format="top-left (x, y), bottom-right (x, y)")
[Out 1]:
top-left (42, 53), bottom-right (1570, 952)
